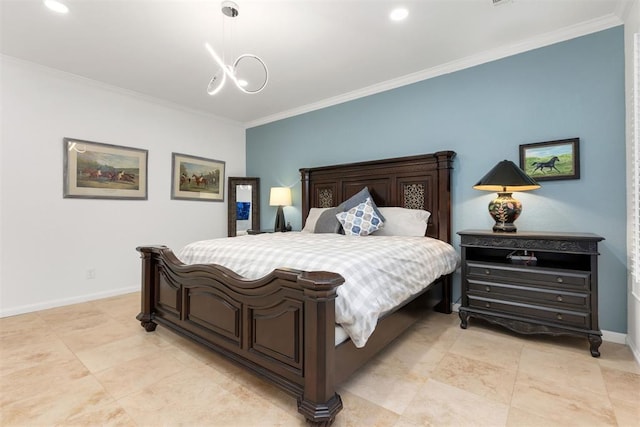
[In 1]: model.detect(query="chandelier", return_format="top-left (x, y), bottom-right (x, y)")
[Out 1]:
top-left (205, 1), bottom-right (268, 95)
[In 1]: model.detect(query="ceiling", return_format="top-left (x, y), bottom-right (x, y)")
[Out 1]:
top-left (0, 0), bottom-right (631, 127)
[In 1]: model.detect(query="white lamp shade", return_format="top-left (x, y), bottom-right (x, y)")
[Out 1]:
top-left (269, 187), bottom-right (291, 206)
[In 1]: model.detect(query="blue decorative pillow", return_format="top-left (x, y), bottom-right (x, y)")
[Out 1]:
top-left (336, 197), bottom-right (384, 236)
top-left (339, 187), bottom-right (386, 223)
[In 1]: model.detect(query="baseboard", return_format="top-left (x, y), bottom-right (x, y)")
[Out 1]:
top-left (602, 329), bottom-right (627, 344)
top-left (0, 285), bottom-right (139, 318)
top-left (626, 336), bottom-right (640, 366)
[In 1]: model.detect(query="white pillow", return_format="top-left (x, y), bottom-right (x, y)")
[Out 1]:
top-left (372, 207), bottom-right (431, 237)
top-left (301, 207), bottom-right (331, 232)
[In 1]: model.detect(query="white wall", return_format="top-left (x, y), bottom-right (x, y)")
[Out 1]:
top-left (0, 56), bottom-right (246, 316)
top-left (624, 0), bottom-right (640, 362)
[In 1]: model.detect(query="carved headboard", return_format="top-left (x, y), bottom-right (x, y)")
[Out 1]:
top-left (299, 151), bottom-right (455, 243)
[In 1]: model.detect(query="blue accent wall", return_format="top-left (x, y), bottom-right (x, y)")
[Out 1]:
top-left (247, 27), bottom-right (627, 333)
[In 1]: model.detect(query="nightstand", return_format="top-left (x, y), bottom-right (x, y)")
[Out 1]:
top-left (457, 230), bottom-right (604, 357)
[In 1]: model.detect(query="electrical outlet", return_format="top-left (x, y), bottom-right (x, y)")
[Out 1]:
top-left (86, 268), bottom-right (96, 279)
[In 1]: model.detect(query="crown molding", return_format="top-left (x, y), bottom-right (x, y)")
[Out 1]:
top-left (245, 14), bottom-right (623, 129)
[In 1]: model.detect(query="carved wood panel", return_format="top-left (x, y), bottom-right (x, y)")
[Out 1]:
top-left (314, 184), bottom-right (338, 208)
top-left (184, 287), bottom-right (242, 346)
top-left (249, 301), bottom-right (303, 373)
top-left (157, 268), bottom-right (180, 318)
top-left (401, 183), bottom-right (425, 209)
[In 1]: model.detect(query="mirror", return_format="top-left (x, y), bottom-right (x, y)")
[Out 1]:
top-left (228, 177), bottom-right (260, 237)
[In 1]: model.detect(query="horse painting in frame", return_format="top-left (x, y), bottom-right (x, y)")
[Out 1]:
top-left (519, 137), bottom-right (580, 181)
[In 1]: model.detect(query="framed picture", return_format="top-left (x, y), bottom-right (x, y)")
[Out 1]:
top-left (63, 138), bottom-right (148, 199)
top-left (519, 137), bottom-right (580, 181)
top-left (171, 153), bottom-right (225, 202)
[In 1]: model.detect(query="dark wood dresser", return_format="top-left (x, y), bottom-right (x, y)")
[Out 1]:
top-left (458, 230), bottom-right (605, 357)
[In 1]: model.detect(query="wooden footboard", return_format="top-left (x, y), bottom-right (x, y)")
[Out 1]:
top-left (136, 245), bottom-right (345, 425)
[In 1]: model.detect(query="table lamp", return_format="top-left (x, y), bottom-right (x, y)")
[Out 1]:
top-left (473, 160), bottom-right (540, 232)
top-left (269, 187), bottom-right (292, 232)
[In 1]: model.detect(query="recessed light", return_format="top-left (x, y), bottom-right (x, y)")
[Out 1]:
top-left (389, 7), bottom-right (409, 22)
top-left (43, 0), bottom-right (69, 14)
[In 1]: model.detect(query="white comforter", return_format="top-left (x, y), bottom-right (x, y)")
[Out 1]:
top-left (178, 232), bottom-right (460, 348)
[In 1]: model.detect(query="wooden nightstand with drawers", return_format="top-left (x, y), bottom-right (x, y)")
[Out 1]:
top-left (457, 230), bottom-right (604, 357)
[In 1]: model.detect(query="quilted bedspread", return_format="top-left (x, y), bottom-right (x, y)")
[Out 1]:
top-left (178, 232), bottom-right (460, 348)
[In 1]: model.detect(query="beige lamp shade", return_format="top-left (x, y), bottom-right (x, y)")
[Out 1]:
top-left (269, 187), bottom-right (292, 206)
top-left (269, 187), bottom-right (291, 232)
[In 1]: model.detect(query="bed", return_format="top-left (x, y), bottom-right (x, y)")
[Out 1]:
top-left (136, 150), bottom-right (456, 425)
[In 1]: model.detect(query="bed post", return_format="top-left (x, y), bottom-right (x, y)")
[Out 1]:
top-left (136, 245), bottom-right (162, 332)
top-left (434, 151), bottom-right (455, 244)
top-left (434, 273), bottom-right (453, 314)
top-left (300, 168), bottom-right (311, 228)
top-left (297, 271), bottom-right (344, 426)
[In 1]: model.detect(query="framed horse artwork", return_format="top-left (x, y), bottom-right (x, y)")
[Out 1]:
top-left (519, 137), bottom-right (580, 181)
top-left (171, 152), bottom-right (226, 202)
top-left (63, 137), bottom-right (148, 200)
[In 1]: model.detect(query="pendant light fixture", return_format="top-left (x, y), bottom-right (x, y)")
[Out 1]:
top-left (43, 0), bottom-right (69, 14)
top-left (205, 1), bottom-right (268, 96)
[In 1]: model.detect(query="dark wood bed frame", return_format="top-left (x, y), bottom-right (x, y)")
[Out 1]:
top-left (136, 150), bottom-right (455, 425)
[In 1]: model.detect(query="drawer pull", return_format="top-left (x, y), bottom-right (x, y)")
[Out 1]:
top-left (557, 295), bottom-right (563, 302)
top-left (485, 302), bottom-right (491, 308)
top-left (484, 269), bottom-right (491, 275)
top-left (556, 314), bottom-right (563, 320)
top-left (485, 286), bottom-right (491, 292)
top-left (556, 277), bottom-right (564, 283)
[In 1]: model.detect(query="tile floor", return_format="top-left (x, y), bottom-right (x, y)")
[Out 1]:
top-left (1, 292), bottom-right (638, 426)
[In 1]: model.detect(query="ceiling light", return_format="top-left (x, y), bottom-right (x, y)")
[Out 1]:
top-left (389, 7), bottom-right (409, 21)
top-left (43, 0), bottom-right (69, 14)
top-left (205, 1), bottom-right (268, 96)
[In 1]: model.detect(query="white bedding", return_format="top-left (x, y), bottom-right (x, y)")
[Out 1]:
top-left (178, 232), bottom-right (460, 348)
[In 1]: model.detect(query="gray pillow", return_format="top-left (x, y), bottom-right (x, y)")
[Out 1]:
top-left (313, 207), bottom-right (343, 233)
top-left (339, 187), bottom-right (386, 222)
